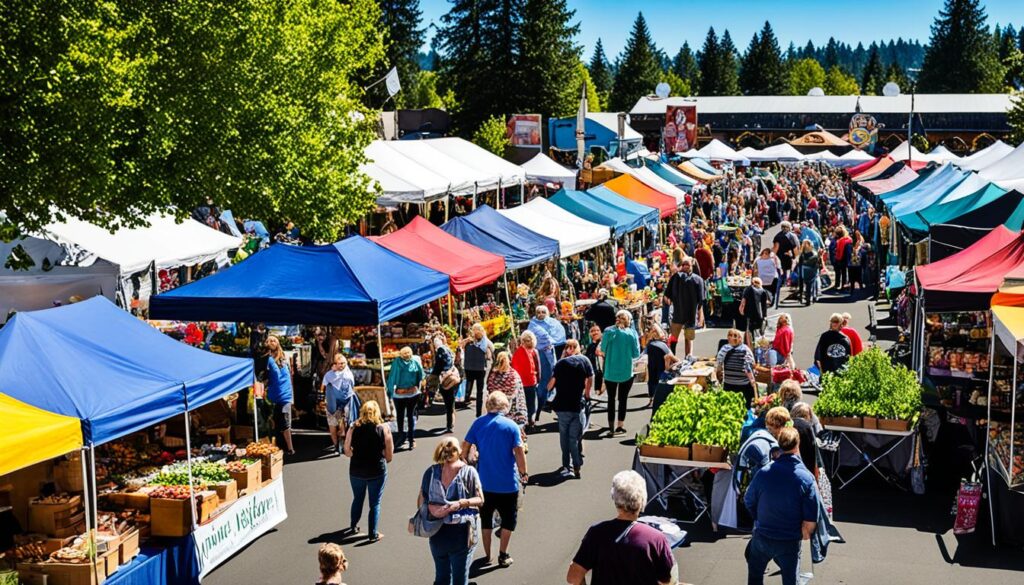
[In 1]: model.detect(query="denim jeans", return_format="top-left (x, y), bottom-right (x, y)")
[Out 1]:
top-left (556, 409), bottom-right (585, 469)
top-left (349, 473), bottom-right (386, 537)
top-left (394, 396), bottom-right (418, 445)
top-left (746, 533), bottom-right (801, 585)
top-left (523, 385), bottom-right (538, 422)
top-left (429, 523), bottom-right (475, 585)
top-left (800, 266), bottom-right (817, 304)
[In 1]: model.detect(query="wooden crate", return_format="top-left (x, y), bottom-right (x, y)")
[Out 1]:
top-left (691, 443), bottom-right (728, 463)
top-left (28, 496), bottom-right (83, 536)
top-left (228, 461), bottom-right (261, 493)
top-left (261, 451), bottom-right (284, 481)
top-left (54, 460), bottom-right (85, 493)
top-left (150, 491), bottom-right (219, 537)
top-left (117, 529), bottom-right (140, 565)
top-left (212, 480), bottom-right (237, 505)
top-left (639, 444), bottom-right (692, 461)
top-left (18, 558), bottom-right (108, 585)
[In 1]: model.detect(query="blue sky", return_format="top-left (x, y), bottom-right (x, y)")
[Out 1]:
top-left (419, 0), bottom-right (1022, 57)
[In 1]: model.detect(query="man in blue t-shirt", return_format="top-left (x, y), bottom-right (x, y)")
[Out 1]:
top-left (463, 391), bottom-right (528, 568)
top-left (744, 427), bottom-right (818, 585)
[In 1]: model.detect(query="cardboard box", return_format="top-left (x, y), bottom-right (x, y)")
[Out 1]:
top-left (228, 461), bottom-right (261, 493)
top-left (150, 491), bottom-right (219, 537)
top-left (639, 444), bottom-right (692, 461)
top-left (121, 487), bottom-right (154, 512)
top-left (261, 451), bottom-right (284, 481)
top-left (117, 529), bottom-right (140, 565)
top-left (18, 559), bottom-right (108, 585)
top-left (212, 480), bottom-right (237, 505)
top-left (29, 496), bottom-right (83, 536)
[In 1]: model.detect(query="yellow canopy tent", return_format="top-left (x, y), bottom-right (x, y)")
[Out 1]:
top-left (675, 160), bottom-right (722, 182)
top-left (0, 392), bottom-right (82, 476)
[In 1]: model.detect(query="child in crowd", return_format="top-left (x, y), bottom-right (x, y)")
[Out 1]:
top-left (316, 543), bottom-right (348, 585)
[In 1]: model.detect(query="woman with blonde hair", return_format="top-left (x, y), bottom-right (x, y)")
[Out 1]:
top-left (511, 330), bottom-right (542, 428)
top-left (344, 401), bottom-right (393, 542)
top-left (418, 437), bottom-right (484, 585)
top-left (460, 323), bottom-right (494, 417)
top-left (264, 335), bottom-right (295, 454)
top-left (316, 542), bottom-right (348, 585)
top-left (487, 351), bottom-right (528, 428)
top-left (386, 346), bottom-right (424, 450)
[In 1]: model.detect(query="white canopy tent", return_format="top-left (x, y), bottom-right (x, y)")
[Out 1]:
top-left (521, 152), bottom-right (577, 186)
top-left (498, 197), bottom-right (609, 257)
top-left (750, 143), bottom-right (805, 162)
top-left (889, 141), bottom-right (940, 163)
top-left (0, 214), bottom-right (241, 316)
top-left (979, 141), bottom-right (1024, 183)
top-left (421, 137), bottom-right (526, 187)
top-left (928, 145), bottom-right (963, 164)
top-left (737, 146), bottom-right (760, 159)
top-left (802, 150), bottom-right (834, 161)
top-left (957, 140), bottom-right (1014, 171)
top-left (598, 158), bottom-right (690, 204)
top-left (692, 139), bottom-right (749, 163)
top-left (363, 141), bottom-right (454, 204)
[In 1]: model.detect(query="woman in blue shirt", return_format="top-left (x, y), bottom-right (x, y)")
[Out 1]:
top-left (265, 335), bottom-right (295, 455)
top-left (386, 346), bottom-right (425, 450)
top-left (419, 437), bottom-right (484, 585)
top-left (598, 310), bottom-right (640, 437)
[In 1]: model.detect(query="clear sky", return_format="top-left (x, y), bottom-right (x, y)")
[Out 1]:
top-left (418, 0), bottom-right (1022, 57)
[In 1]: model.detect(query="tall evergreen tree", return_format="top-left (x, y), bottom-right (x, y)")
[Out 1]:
top-left (739, 21), bottom-right (786, 95)
top-left (697, 27), bottom-right (720, 96)
top-left (861, 45), bottom-right (885, 95)
top-left (824, 37), bottom-right (840, 69)
top-left (377, 0), bottom-right (424, 105)
top-left (1008, 93), bottom-right (1024, 144)
top-left (588, 39), bottom-right (614, 108)
top-left (672, 42), bottom-right (701, 88)
top-left (802, 40), bottom-right (816, 59)
top-left (885, 61), bottom-right (911, 92)
top-left (785, 42), bottom-right (798, 62)
top-left (717, 30), bottom-right (741, 95)
top-left (917, 0), bottom-right (1004, 93)
top-left (518, 0), bottom-right (580, 119)
top-left (997, 24), bottom-right (1017, 60)
top-left (609, 13), bottom-right (662, 111)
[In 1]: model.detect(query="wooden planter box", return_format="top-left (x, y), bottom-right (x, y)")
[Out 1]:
top-left (862, 416), bottom-right (878, 430)
top-left (29, 496), bottom-right (83, 536)
top-left (877, 418), bottom-right (911, 432)
top-left (692, 443), bottom-right (728, 462)
top-left (228, 461), bottom-right (262, 494)
top-left (150, 491), bottom-right (219, 537)
top-left (832, 416), bottom-right (862, 428)
top-left (639, 444), bottom-right (691, 461)
top-left (261, 451), bottom-right (284, 481)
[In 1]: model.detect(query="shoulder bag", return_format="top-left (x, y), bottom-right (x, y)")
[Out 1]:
top-left (409, 465), bottom-right (444, 538)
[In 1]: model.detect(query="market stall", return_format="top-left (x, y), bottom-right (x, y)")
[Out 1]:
top-left (928, 191), bottom-right (1024, 261)
top-left (549, 189), bottom-right (656, 239)
top-left (0, 298), bottom-right (272, 584)
top-left (600, 175), bottom-right (678, 219)
top-left (598, 158), bottom-right (691, 204)
top-left (498, 197), bottom-right (611, 258)
top-left (956, 139), bottom-right (1013, 171)
top-left (440, 204), bottom-right (560, 270)
top-left (520, 152), bottom-right (577, 188)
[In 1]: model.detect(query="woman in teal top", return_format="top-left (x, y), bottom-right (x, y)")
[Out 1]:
top-left (386, 346), bottom-right (425, 450)
top-left (598, 310), bottom-right (640, 436)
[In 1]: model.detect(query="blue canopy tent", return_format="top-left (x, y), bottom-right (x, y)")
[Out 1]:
top-left (586, 186), bottom-right (661, 231)
top-left (888, 166), bottom-right (970, 217)
top-left (872, 164), bottom-right (939, 200)
top-left (549, 189), bottom-right (652, 238)
top-left (0, 297), bottom-right (253, 445)
top-left (441, 204), bottom-right (560, 269)
top-left (150, 236), bottom-right (450, 325)
top-left (902, 182), bottom-right (1008, 233)
top-left (689, 157), bottom-right (720, 175)
top-left (647, 160), bottom-right (697, 189)
top-left (879, 164), bottom-right (953, 204)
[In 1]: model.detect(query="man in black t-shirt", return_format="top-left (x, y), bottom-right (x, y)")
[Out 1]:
top-left (584, 288), bottom-right (617, 332)
top-left (664, 257), bottom-right (705, 358)
top-left (772, 221), bottom-right (800, 282)
top-left (549, 339), bottom-right (594, 478)
top-left (740, 277), bottom-right (771, 347)
top-left (814, 313), bottom-right (852, 374)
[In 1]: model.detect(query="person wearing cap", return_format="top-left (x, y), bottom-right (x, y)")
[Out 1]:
top-left (584, 288), bottom-right (617, 332)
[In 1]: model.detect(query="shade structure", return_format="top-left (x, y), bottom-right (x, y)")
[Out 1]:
top-left (889, 141), bottom-right (942, 163)
top-left (602, 174), bottom-right (678, 218)
top-left (0, 393), bottom-right (83, 476)
top-left (991, 285), bottom-right (1024, 309)
top-left (789, 130), bottom-right (849, 148)
top-left (846, 155), bottom-right (883, 177)
top-left (979, 141), bottom-right (1024, 183)
top-left (421, 137), bottom-right (526, 187)
top-left (889, 165), bottom-right (969, 217)
top-left (371, 217), bottom-right (505, 294)
top-left (693, 139), bottom-right (748, 163)
top-left (0, 297), bottom-right (253, 445)
top-left (549, 189), bottom-right (656, 238)
top-left (928, 145), bottom-right (963, 164)
top-left (150, 236), bottom-right (450, 325)
top-left (748, 143), bottom-right (804, 161)
top-left (917, 226), bottom-right (1024, 311)
top-left (441, 205), bottom-right (559, 269)
top-left (852, 156), bottom-right (895, 181)
top-left (586, 186), bottom-right (661, 229)
top-left (689, 157), bottom-right (720, 175)
top-left (957, 140), bottom-right (1014, 171)
top-left (839, 149), bottom-right (875, 164)
top-left (499, 197), bottom-right (610, 257)
top-left (675, 160), bottom-right (721, 181)
top-left (929, 191), bottom-right (1024, 261)
top-left (645, 159), bottom-right (699, 189)
top-left (902, 181), bottom-right (1008, 233)
top-left (599, 158), bottom-right (690, 204)
top-left (857, 165), bottom-right (919, 195)
top-left (991, 305), bottom-right (1024, 360)
top-left (873, 165), bottom-right (939, 199)
top-left (521, 152), bottom-right (577, 186)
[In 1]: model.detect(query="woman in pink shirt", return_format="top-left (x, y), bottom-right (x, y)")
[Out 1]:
top-left (512, 330), bottom-right (542, 429)
top-left (772, 313), bottom-right (796, 369)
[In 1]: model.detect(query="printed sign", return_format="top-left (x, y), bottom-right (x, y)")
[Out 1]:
top-left (663, 104), bottom-right (697, 153)
top-left (848, 113), bottom-right (879, 151)
top-left (194, 477), bottom-right (288, 579)
top-left (507, 114), bottom-right (542, 148)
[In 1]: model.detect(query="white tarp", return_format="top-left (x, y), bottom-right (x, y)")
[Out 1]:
top-left (840, 149), bottom-right (874, 162)
top-left (888, 141), bottom-right (939, 163)
top-left (598, 158), bottom-right (689, 204)
top-left (957, 140), bottom-right (1014, 171)
top-left (422, 137), bottom-right (526, 187)
top-left (521, 152), bottom-right (577, 186)
top-left (928, 145), bottom-right (962, 164)
top-left (979, 141), bottom-right (1024, 182)
top-left (364, 141), bottom-right (453, 203)
top-left (498, 197), bottom-right (609, 257)
top-left (694, 139), bottom-right (749, 163)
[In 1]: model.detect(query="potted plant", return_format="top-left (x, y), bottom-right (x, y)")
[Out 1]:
top-left (639, 386), bottom-right (698, 460)
top-left (691, 390), bottom-right (745, 462)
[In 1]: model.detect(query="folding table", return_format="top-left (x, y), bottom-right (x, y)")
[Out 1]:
top-left (821, 425), bottom-right (916, 491)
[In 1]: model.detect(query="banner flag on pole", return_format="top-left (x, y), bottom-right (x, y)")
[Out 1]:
top-left (385, 67), bottom-right (401, 97)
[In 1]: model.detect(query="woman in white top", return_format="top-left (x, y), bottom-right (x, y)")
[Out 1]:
top-left (754, 248), bottom-right (781, 309)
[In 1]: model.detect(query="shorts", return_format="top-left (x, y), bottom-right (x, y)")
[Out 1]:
top-left (273, 403), bottom-right (293, 431)
top-left (746, 319), bottom-right (766, 337)
top-left (326, 409), bottom-right (343, 428)
top-left (670, 322), bottom-right (697, 341)
top-left (480, 490), bottom-right (519, 532)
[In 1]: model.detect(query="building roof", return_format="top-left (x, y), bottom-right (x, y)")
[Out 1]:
top-left (630, 94), bottom-right (1015, 116)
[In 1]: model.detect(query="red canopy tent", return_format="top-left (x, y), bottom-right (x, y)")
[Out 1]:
top-left (857, 165), bottom-right (919, 195)
top-left (372, 216), bottom-right (506, 294)
top-left (846, 155), bottom-right (882, 177)
top-left (852, 156), bottom-right (894, 181)
top-left (601, 174), bottom-right (677, 218)
top-left (917, 226), bottom-right (1024, 311)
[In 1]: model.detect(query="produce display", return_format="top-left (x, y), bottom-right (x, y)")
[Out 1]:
top-left (925, 312), bottom-right (991, 376)
top-left (149, 485), bottom-right (196, 500)
top-left (815, 347), bottom-right (922, 422)
top-left (642, 385), bottom-right (746, 453)
top-left (989, 421), bottom-right (1024, 486)
top-left (225, 459), bottom-right (258, 473)
top-left (32, 493), bottom-right (77, 505)
top-left (3, 541), bottom-right (49, 563)
top-left (244, 442), bottom-right (280, 457)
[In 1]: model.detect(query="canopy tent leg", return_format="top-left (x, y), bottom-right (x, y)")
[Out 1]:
top-left (503, 271), bottom-right (519, 339)
top-left (86, 446), bottom-right (102, 585)
top-left (447, 293), bottom-right (454, 327)
top-left (445, 197), bottom-right (450, 222)
top-left (377, 324), bottom-right (391, 417)
top-left (252, 372), bottom-right (260, 444)
top-left (183, 404), bottom-right (198, 531)
top-left (986, 331), bottom-right (997, 546)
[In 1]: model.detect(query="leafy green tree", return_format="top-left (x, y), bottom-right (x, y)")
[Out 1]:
top-left (405, 70), bottom-right (457, 109)
top-left (824, 65), bottom-right (860, 95)
top-left (671, 42), bottom-right (701, 89)
top-left (739, 21), bottom-right (786, 95)
top-left (861, 45), bottom-right (885, 95)
top-left (662, 70), bottom-right (691, 97)
top-left (588, 38), bottom-right (614, 108)
top-left (917, 0), bottom-right (1005, 93)
top-left (884, 61), bottom-right (911, 92)
top-left (1008, 92), bottom-right (1024, 145)
top-left (787, 58), bottom-right (826, 95)
top-left (570, 61), bottom-right (601, 113)
top-left (518, 0), bottom-right (580, 119)
top-left (373, 0), bottom-right (424, 107)
top-left (1, 0), bottom-right (386, 243)
top-left (609, 13), bottom-right (662, 111)
top-left (472, 115), bottom-right (511, 156)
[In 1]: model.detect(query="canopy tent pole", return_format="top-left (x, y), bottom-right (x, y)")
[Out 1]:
top-left (252, 371), bottom-right (260, 444)
top-left (87, 446), bottom-right (102, 585)
top-left (445, 196), bottom-right (450, 223)
top-left (447, 293), bottom-right (454, 327)
top-left (986, 331), bottom-right (998, 546)
top-left (183, 400), bottom-right (198, 531)
top-left (377, 323), bottom-right (390, 417)
top-left (472, 184), bottom-right (478, 211)
top-left (503, 271), bottom-right (518, 339)
top-left (497, 180), bottom-right (503, 210)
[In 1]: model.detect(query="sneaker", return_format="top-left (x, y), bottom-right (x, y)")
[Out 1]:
top-left (573, 467), bottom-right (581, 479)
top-left (558, 466), bottom-right (573, 477)
top-left (614, 427), bottom-right (627, 436)
top-left (498, 552), bottom-right (514, 568)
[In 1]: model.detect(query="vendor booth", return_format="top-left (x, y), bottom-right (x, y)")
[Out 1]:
top-left (498, 197), bottom-right (610, 257)
top-left (857, 165), bottom-right (920, 196)
top-left (598, 158), bottom-right (691, 204)
top-left (600, 175), bottom-right (679, 218)
top-left (929, 191), bottom-right (1024, 261)
top-left (956, 140), bottom-right (1013, 171)
top-left (520, 152), bottom-right (577, 187)
top-left (0, 215), bottom-right (241, 317)
top-left (440, 205), bottom-right (559, 270)
top-left (0, 298), bottom-right (272, 584)
top-left (548, 189), bottom-right (657, 238)
top-left (674, 160), bottom-right (721, 182)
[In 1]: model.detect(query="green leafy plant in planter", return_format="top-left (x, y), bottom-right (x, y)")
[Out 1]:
top-left (692, 390), bottom-right (746, 452)
top-left (815, 347), bottom-right (921, 422)
top-left (643, 385), bottom-right (700, 447)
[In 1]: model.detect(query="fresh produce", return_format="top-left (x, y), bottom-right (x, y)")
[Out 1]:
top-left (225, 459), bottom-right (258, 473)
top-left (49, 538), bottom-right (92, 564)
top-left (644, 385), bottom-right (699, 448)
top-left (642, 385), bottom-right (746, 452)
top-left (816, 347), bottom-right (922, 421)
top-left (245, 442), bottom-right (280, 457)
top-left (191, 462), bottom-right (231, 483)
top-left (149, 485), bottom-right (199, 500)
top-left (4, 541), bottom-right (48, 563)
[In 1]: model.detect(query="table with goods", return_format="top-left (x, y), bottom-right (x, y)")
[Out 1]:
top-left (0, 413), bottom-right (287, 585)
top-left (813, 348), bottom-right (924, 490)
top-left (633, 384), bottom-right (745, 524)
